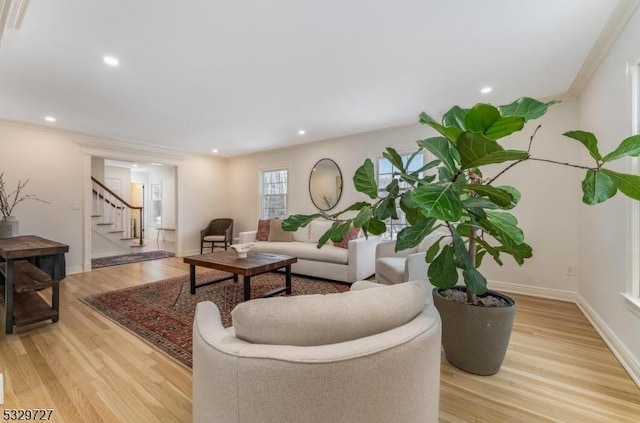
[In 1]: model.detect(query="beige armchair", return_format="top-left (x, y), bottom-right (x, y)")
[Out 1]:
top-left (375, 231), bottom-right (443, 285)
top-left (200, 218), bottom-right (233, 253)
top-left (193, 280), bottom-right (442, 423)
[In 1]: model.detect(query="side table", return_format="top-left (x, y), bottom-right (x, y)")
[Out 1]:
top-left (0, 235), bottom-right (69, 334)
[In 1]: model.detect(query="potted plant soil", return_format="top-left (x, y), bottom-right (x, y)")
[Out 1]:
top-left (283, 97), bottom-right (640, 375)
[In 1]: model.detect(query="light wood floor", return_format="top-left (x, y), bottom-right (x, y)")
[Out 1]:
top-left (1, 257), bottom-right (639, 422)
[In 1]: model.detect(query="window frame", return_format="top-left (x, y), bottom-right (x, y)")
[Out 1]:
top-left (374, 149), bottom-right (427, 240)
top-left (624, 60), bottom-right (640, 317)
top-left (259, 167), bottom-right (289, 220)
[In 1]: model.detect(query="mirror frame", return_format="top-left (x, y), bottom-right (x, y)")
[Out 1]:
top-left (309, 158), bottom-right (343, 211)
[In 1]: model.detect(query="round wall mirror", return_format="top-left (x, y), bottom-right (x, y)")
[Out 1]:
top-left (309, 158), bottom-right (343, 211)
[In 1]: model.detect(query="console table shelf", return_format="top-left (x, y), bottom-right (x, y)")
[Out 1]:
top-left (0, 235), bottom-right (68, 334)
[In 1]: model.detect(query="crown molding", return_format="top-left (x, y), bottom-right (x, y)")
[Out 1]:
top-left (0, 117), bottom-right (188, 163)
top-left (569, 0), bottom-right (640, 98)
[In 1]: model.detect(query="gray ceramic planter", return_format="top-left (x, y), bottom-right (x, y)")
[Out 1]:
top-left (432, 286), bottom-right (516, 376)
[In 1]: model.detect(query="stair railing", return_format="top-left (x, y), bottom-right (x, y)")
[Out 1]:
top-left (91, 177), bottom-right (144, 246)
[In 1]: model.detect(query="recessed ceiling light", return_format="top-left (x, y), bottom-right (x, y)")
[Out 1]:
top-left (212, 149), bottom-right (219, 154)
top-left (480, 86), bottom-right (493, 94)
top-left (103, 55), bottom-right (119, 66)
top-left (44, 116), bottom-right (56, 122)
top-left (132, 164), bottom-right (138, 168)
top-left (298, 130), bottom-right (306, 135)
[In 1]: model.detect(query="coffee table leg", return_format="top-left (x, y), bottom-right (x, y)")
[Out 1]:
top-left (190, 264), bottom-right (196, 294)
top-left (286, 265), bottom-right (292, 295)
top-left (243, 275), bottom-right (251, 301)
top-left (233, 274), bottom-right (238, 283)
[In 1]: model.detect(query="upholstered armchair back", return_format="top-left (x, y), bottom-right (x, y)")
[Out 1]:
top-left (193, 280), bottom-right (442, 423)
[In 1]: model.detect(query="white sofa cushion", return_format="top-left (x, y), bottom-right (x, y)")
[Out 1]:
top-left (292, 225), bottom-right (310, 242)
top-left (231, 281), bottom-right (428, 346)
top-left (376, 256), bottom-right (407, 285)
top-left (251, 241), bottom-right (348, 264)
top-left (309, 219), bottom-right (334, 244)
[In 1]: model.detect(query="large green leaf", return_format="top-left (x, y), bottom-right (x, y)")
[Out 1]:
top-left (463, 184), bottom-right (513, 208)
top-left (602, 135), bottom-right (640, 162)
top-left (601, 169), bottom-right (640, 201)
top-left (563, 131), bottom-right (602, 162)
top-left (353, 206), bottom-right (373, 228)
top-left (373, 195), bottom-right (398, 220)
top-left (353, 159), bottom-right (377, 199)
top-left (464, 104), bottom-right (525, 139)
top-left (419, 112), bottom-right (463, 144)
top-left (383, 148), bottom-right (405, 172)
top-left (457, 132), bottom-right (529, 169)
top-left (581, 170), bottom-right (617, 205)
top-left (395, 217), bottom-right (436, 251)
top-left (450, 226), bottom-right (473, 269)
top-left (411, 183), bottom-right (462, 221)
top-left (400, 191), bottom-right (425, 225)
top-left (427, 245), bottom-right (458, 288)
top-left (495, 185), bottom-right (521, 209)
top-left (364, 218), bottom-right (386, 235)
top-left (385, 178), bottom-right (400, 196)
top-left (484, 116), bottom-right (526, 140)
top-left (483, 211), bottom-right (524, 245)
top-left (442, 106), bottom-right (468, 130)
top-left (461, 197), bottom-right (499, 210)
top-left (475, 238), bottom-right (503, 266)
top-left (498, 97), bottom-right (559, 122)
top-left (463, 267), bottom-right (488, 295)
top-left (417, 137), bottom-right (459, 173)
top-left (425, 236), bottom-right (445, 263)
top-left (496, 239), bottom-right (533, 266)
top-left (282, 213), bottom-right (322, 231)
top-left (464, 104), bottom-right (499, 133)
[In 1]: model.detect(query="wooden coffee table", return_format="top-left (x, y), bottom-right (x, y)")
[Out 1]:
top-left (183, 251), bottom-right (297, 301)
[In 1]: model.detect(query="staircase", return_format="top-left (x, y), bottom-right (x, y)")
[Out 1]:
top-left (91, 177), bottom-right (144, 250)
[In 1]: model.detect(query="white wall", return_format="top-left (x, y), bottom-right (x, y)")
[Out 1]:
top-left (576, 6), bottom-right (640, 381)
top-left (0, 121), bottom-right (228, 272)
top-left (0, 123), bottom-right (85, 272)
top-left (228, 101), bottom-right (582, 295)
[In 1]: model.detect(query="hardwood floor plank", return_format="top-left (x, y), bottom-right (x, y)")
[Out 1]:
top-left (1, 257), bottom-right (638, 422)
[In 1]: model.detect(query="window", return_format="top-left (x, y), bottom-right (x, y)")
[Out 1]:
top-left (626, 62), bottom-right (640, 315)
top-left (150, 183), bottom-right (162, 226)
top-left (376, 152), bottom-right (425, 240)
top-left (261, 168), bottom-right (288, 219)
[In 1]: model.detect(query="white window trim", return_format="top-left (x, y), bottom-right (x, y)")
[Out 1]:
top-left (624, 59), bottom-right (640, 317)
top-left (258, 165), bottom-right (289, 220)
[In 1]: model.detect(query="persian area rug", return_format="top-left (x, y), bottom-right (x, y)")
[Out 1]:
top-left (91, 250), bottom-right (175, 269)
top-left (80, 270), bottom-right (350, 368)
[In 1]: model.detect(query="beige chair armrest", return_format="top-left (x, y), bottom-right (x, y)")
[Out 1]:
top-left (405, 252), bottom-right (429, 282)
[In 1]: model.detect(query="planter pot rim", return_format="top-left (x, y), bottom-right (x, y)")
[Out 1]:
top-left (433, 286), bottom-right (516, 307)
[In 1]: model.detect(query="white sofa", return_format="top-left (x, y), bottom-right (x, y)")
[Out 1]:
top-left (238, 219), bottom-right (380, 283)
top-left (375, 231), bottom-right (443, 285)
top-left (193, 280), bottom-right (442, 423)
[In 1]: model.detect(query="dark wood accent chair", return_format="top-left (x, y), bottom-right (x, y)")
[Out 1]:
top-left (200, 218), bottom-right (234, 253)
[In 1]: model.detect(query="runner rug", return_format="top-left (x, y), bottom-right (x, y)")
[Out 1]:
top-left (91, 250), bottom-right (175, 269)
top-left (80, 270), bottom-right (350, 368)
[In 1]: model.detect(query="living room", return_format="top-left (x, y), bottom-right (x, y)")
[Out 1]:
top-left (1, 0), bottom-right (640, 421)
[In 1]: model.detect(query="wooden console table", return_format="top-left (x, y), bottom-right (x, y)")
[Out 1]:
top-left (0, 235), bottom-right (69, 334)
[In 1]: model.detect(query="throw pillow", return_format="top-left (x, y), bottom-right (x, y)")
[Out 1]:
top-left (232, 281), bottom-right (428, 346)
top-left (334, 225), bottom-right (360, 249)
top-left (308, 219), bottom-right (334, 244)
top-left (268, 218), bottom-right (293, 242)
top-left (256, 219), bottom-right (270, 241)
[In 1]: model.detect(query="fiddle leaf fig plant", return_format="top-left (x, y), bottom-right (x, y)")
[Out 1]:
top-left (283, 97), bottom-right (640, 305)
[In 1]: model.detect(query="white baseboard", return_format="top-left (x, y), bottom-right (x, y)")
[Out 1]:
top-left (66, 265), bottom-right (84, 275)
top-left (487, 280), bottom-right (577, 303)
top-left (576, 295), bottom-right (640, 388)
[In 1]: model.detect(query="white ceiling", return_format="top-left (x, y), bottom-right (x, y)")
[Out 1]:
top-left (0, 0), bottom-right (632, 157)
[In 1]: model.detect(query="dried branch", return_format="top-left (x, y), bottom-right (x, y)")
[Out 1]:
top-left (0, 173), bottom-right (50, 219)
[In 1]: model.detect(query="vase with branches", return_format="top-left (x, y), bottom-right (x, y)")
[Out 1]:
top-left (0, 172), bottom-right (49, 221)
